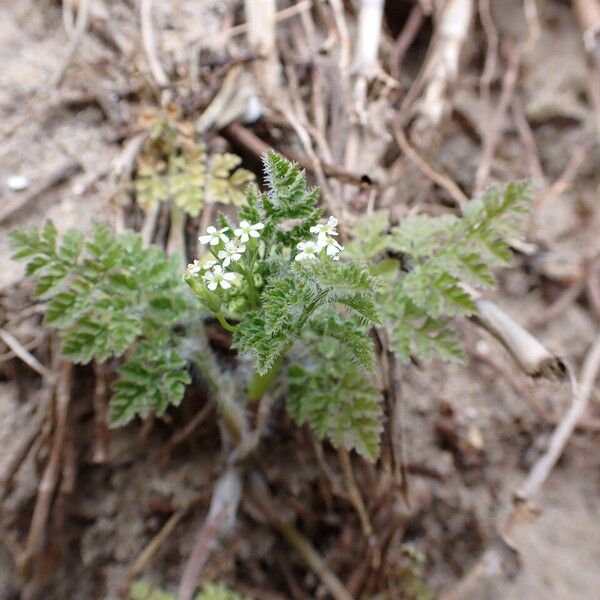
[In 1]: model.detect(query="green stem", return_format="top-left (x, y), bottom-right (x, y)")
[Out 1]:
top-left (247, 347), bottom-right (290, 404)
top-left (243, 268), bottom-right (259, 308)
top-left (216, 311), bottom-right (236, 332)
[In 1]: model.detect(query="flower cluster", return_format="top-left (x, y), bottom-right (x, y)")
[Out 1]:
top-left (296, 216), bottom-right (343, 262)
top-left (187, 220), bottom-right (264, 290)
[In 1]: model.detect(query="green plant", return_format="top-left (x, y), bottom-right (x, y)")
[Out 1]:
top-left (9, 222), bottom-right (192, 425)
top-left (10, 152), bottom-right (530, 462)
top-left (345, 181), bottom-right (531, 364)
top-left (134, 111), bottom-right (254, 217)
top-left (184, 152), bottom-right (382, 458)
top-left (130, 580), bottom-right (252, 600)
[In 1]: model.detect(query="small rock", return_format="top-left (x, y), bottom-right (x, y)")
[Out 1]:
top-left (6, 175), bottom-right (29, 191)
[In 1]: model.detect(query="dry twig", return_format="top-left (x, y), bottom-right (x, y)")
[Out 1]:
top-left (393, 123), bottom-right (469, 204)
top-left (140, 0), bottom-right (169, 88)
top-left (337, 448), bottom-right (372, 537)
top-left (122, 494), bottom-right (205, 592)
top-left (0, 328), bottom-right (55, 382)
top-left (178, 468), bottom-right (242, 600)
top-left (442, 331), bottom-right (600, 600)
top-left (51, 0), bottom-right (91, 87)
top-left (474, 43), bottom-right (521, 195)
top-left (472, 297), bottom-right (566, 379)
top-left (19, 361), bottom-right (72, 579)
top-left (415, 0), bottom-right (474, 131)
top-left (249, 473), bottom-right (354, 600)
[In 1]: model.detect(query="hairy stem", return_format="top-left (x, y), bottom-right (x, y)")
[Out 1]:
top-left (247, 349), bottom-right (288, 403)
top-left (243, 268), bottom-right (260, 308)
top-left (216, 312), bottom-right (236, 333)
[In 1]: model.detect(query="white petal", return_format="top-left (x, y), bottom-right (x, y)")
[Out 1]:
top-left (295, 252), bottom-right (306, 261)
top-left (199, 235), bottom-right (212, 245)
top-left (209, 237), bottom-right (219, 245)
top-left (223, 272), bottom-right (236, 281)
top-left (249, 230), bottom-right (260, 238)
top-left (252, 222), bottom-right (265, 230)
top-left (207, 281), bottom-right (218, 290)
top-left (220, 280), bottom-right (232, 289)
top-left (239, 220), bottom-right (250, 228)
top-left (327, 216), bottom-right (338, 227)
top-left (206, 226), bottom-right (216, 234)
top-left (222, 257), bottom-right (231, 267)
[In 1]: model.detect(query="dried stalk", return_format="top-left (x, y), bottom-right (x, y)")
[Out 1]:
top-left (0, 390), bottom-right (51, 500)
top-left (573, 0), bottom-right (600, 67)
top-left (337, 448), bottom-right (372, 537)
top-left (51, 0), bottom-right (91, 87)
top-left (123, 493), bottom-right (205, 592)
top-left (178, 468), bottom-right (242, 600)
top-left (473, 297), bottom-right (566, 379)
top-left (189, 0), bottom-right (312, 48)
top-left (516, 334), bottom-right (600, 499)
top-left (91, 362), bottom-right (110, 463)
top-left (250, 473), bottom-right (354, 600)
top-left (223, 122), bottom-right (371, 186)
top-left (473, 43), bottom-right (521, 195)
top-left (327, 0), bottom-right (351, 71)
top-left (0, 328), bottom-right (55, 382)
top-left (391, 4), bottom-right (424, 77)
top-left (244, 0), bottom-right (280, 94)
top-left (442, 331), bottom-right (600, 600)
top-left (353, 0), bottom-right (385, 76)
top-left (393, 123), bottom-right (469, 204)
top-left (140, 0), bottom-right (169, 87)
top-left (19, 362), bottom-right (72, 579)
top-left (167, 203), bottom-right (187, 272)
top-left (415, 0), bottom-right (474, 130)
top-left (141, 203), bottom-right (161, 247)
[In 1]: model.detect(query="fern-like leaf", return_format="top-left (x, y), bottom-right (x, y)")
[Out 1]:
top-left (111, 338), bottom-right (190, 426)
top-left (287, 351), bottom-right (383, 461)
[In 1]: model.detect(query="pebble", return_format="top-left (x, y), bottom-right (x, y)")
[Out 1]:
top-left (6, 175), bottom-right (29, 191)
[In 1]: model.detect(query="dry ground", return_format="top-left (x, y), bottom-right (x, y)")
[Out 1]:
top-left (1, 1), bottom-right (600, 599)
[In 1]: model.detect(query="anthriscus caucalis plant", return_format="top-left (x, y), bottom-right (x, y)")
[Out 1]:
top-left (10, 150), bottom-right (530, 462)
top-left (184, 152), bottom-right (383, 458)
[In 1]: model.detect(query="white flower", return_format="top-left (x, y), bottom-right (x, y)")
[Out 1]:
top-left (187, 259), bottom-right (202, 275)
top-left (186, 258), bottom-right (217, 275)
top-left (234, 220), bottom-right (264, 243)
top-left (218, 241), bottom-right (246, 267)
top-left (204, 265), bottom-right (236, 290)
top-left (295, 240), bottom-right (320, 262)
top-left (317, 236), bottom-right (343, 257)
top-left (198, 226), bottom-right (229, 246)
top-left (310, 216), bottom-right (338, 240)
